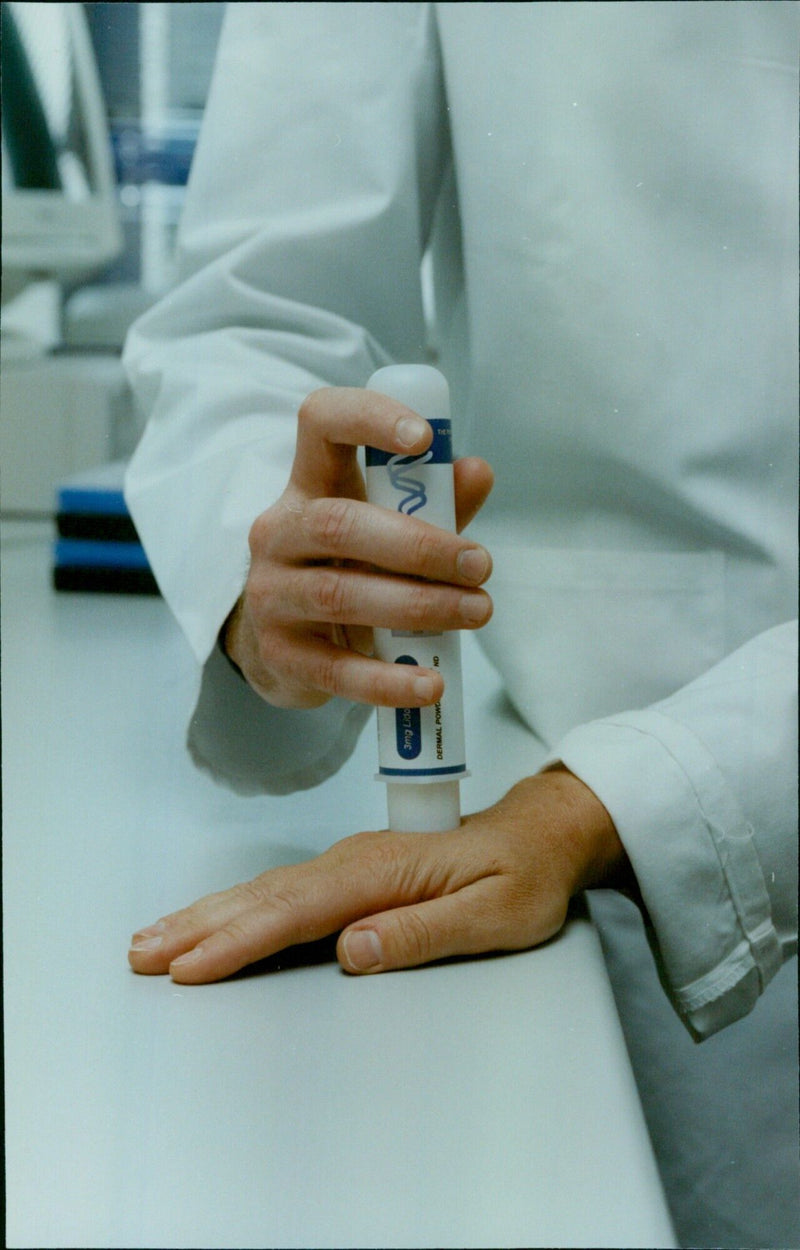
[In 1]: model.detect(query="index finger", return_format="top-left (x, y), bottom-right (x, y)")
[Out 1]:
top-left (291, 387), bottom-right (432, 498)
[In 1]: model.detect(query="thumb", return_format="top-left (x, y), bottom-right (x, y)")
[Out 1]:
top-left (337, 878), bottom-right (520, 974)
top-left (453, 456), bottom-right (494, 532)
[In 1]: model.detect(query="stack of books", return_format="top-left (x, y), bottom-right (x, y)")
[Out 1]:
top-left (53, 461), bottom-right (159, 595)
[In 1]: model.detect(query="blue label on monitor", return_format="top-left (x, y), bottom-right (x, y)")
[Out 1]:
top-left (366, 419), bottom-right (452, 467)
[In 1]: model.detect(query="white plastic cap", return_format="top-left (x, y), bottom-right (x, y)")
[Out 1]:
top-left (386, 781), bottom-right (461, 833)
top-left (367, 365), bottom-right (450, 423)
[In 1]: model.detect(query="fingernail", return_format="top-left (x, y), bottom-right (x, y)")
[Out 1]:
top-left (396, 416), bottom-right (427, 448)
top-left (343, 929), bottom-right (382, 972)
top-left (459, 593), bottom-right (490, 625)
top-left (130, 934), bottom-right (163, 952)
top-left (170, 946), bottom-right (204, 968)
top-left (136, 921), bottom-right (165, 935)
top-left (457, 547), bottom-right (490, 583)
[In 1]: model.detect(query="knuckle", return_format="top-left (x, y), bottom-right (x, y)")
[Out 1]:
top-left (248, 507), bottom-right (281, 559)
top-left (267, 884), bottom-right (305, 914)
top-left (407, 523), bottom-right (440, 573)
top-left (392, 909), bottom-right (434, 965)
top-left (374, 673), bottom-right (400, 706)
top-left (312, 648), bottom-right (346, 697)
top-left (215, 917), bottom-right (260, 960)
top-left (312, 568), bottom-right (350, 619)
top-left (361, 661), bottom-right (406, 706)
top-left (332, 828), bottom-right (385, 857)
top-left (297, 387), bottom-right (332, 430)
top-left (245, 571), bottom-right (273, 619)
top-left (230, 879), bottom-right (269, 909)
top-left (403, 581), bottom-right (438, 629)
top-left (363, 835), bottom-right (421, 895)
top-left (247, 512), bottom-right (268, 557)
top-left (330, 828), bottom-right (405, 880)
top-left (228, 877), bottom-right (306, 930)
top-left (310, 497), bottom-right (357, 552)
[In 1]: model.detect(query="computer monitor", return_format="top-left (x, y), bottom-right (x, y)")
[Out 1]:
top-left (1, 1), bottom-right (122, 303)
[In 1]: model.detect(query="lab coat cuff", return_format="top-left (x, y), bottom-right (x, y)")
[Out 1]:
top-left (187, 641), bottom-right (373, 795)
top-left (551, 710), bottom-right (783, 1039)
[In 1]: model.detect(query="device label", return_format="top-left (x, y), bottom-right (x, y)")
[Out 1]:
top-left (365, 421), bottom-right (456, 534)
top-left (374, 632), bottom-right (467, 779)
top-left (366, 420), bottom-right (452, 469)
top-left (393, 656), bottom-right (422, 758)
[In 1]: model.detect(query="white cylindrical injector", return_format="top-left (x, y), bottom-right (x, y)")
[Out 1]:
top-left (365, 365), bottom-right (468, 833)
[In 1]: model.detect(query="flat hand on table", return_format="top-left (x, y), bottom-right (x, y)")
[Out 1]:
top-left (129, 767), bottom-right (628, 983)
top-left (223, 386), bottom-right (495, 709)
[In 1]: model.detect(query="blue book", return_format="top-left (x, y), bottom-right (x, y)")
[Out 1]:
top-left (53, 462), bottom-right (159, 595)
top-left (57, 460), bottom-right (130, 515)
top-left (54, 538), bottom-right (151, 569)
top-left (56, 460), bottom-right (138, 540)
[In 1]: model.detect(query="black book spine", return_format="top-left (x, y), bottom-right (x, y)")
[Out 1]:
top-left (53, 567), bottom-right (161, 595)
top-left (56, 512), bottom-right (141, 543)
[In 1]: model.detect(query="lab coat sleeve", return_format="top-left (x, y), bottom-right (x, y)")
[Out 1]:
top-left (122, 3), bottom-right (448, 793)
top-left (552, 620), bottom-right (798, 1039)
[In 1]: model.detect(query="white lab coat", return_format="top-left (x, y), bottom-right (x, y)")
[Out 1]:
top-left (124, 4), bottom-right (799, 1243)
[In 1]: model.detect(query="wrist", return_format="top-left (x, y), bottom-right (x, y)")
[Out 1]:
top-left (537, 763), bottom-right (633, 895)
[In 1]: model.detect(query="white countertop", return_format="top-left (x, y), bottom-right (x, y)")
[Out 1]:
top-left (2, 520), bottom-right (676, 1248)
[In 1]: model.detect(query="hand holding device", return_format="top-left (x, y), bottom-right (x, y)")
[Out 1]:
top-left (223, 385), bottom-right (494, 710)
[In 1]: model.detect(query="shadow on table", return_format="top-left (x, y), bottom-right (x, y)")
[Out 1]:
top-left (228, 895), bottom-right (588, 981)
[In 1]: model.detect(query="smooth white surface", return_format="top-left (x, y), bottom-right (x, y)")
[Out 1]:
top-left (2, 521), bottom-right (676, 1249)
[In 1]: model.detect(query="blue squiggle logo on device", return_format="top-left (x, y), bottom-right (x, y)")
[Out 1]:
top-left (387, 451), bottom-right (433, 515)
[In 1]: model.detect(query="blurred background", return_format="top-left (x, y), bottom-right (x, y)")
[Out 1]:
top-left (1, 1), bottom-right (226, 514)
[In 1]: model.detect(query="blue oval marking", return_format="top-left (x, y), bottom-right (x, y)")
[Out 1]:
top-left (394, 655), bottom-right (421, 759)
